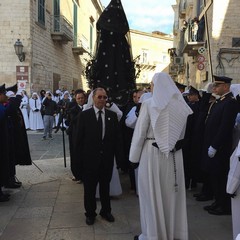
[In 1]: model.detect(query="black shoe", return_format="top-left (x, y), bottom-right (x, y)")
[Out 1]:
top-left (0, 195), bottom-right (10, 202)
top-left (100, 212), bottom-right (115, 222)
top-left (203, 201), bottom-right (218, 211)
top-left (2, 192), bottom-right (11, 197)
top-left (15, 181), bottom-right (22, 186)
top-left (54, 128), bottom-right (59, 133)
top-left (193, 193), bottom-right (202, 198)
top-left (61, 127), bottom-right (66, 131)
top-left (86, 217), bottom-right (95, 225)
top-left (4, 183), bottom-right (21, 189)
top-left (208, 207), bottom-right (231, 215)
top-left (195, 195), bottom-right (213, 201)
top-left (134, 235), bottom-right (139, 240)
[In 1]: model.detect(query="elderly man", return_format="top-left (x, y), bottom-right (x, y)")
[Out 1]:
top-left (75, 87), bottom-right (121, 225)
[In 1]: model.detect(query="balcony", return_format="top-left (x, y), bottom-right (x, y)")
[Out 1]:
top-left (138, 61), bottom-right (156, 71)
top-left (51, 15), bottom-right (73, 42)
top-left (72, 35), bottom-right (89, 55)
top-left (181, 20), bottom-right (205, 56)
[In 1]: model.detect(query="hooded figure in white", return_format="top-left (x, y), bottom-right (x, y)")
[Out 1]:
top-left (20, 90), bottom-right (30, 129)
top-left (227, 140), bottom-right (240, 240)
top-left (29, 92), bottom-right (44, 130)
top-left (129, 72), bottom-right (192, 240)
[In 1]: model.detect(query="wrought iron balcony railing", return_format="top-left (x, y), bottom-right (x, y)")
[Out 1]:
top-left (72, 34), bottom-right (90, 55)
top-left (181, 19), bottom-right (205, 56)
top-left (51, 15), bottom-right (73, 42)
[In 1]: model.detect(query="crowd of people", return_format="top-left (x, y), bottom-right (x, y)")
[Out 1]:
top-left (1, 71), bottom-right (240, 239)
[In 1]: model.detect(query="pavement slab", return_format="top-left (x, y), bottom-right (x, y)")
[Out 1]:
top-left (0, 132), bottom-right (234, 240)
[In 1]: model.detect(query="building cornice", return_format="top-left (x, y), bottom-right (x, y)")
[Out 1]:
top-left (91, 0), bottom-right (103, 14)
top-left (130, 29), bottom-right (173, 41)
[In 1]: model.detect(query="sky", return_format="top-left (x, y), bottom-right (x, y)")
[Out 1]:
top-left (100, 0), bottom-right (176, 34)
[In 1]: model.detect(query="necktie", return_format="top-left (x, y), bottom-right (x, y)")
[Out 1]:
top-left (97, 110), bottom-right (103, 139)
top-left (35, 99), bottom-right (37, 108)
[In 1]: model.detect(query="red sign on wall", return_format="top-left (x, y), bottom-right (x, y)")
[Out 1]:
top-left (197, 63), bottom-right (205, 71)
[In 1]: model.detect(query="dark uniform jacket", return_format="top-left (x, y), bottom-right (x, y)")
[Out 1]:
top-left (201, 92), bottom-right (238, 175)
top-left (5, 96), bottom-right (32, 166)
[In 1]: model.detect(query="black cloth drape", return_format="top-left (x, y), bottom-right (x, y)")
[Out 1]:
top-left (87, 0), bottom-right (136, 107)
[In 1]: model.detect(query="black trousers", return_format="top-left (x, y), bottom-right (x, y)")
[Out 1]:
top-left (210, 171), bottom-right (230, 210)
top-left (83, 167), bottom-right (112, 218)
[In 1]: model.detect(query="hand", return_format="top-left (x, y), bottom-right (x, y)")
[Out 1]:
top-left (135, 103), bottom-right (142, 117)
top-left (208, 146), bottom-right (217, 158)
top-left (130, 162), bottom-right (139, 169)
top-left (229, 193), bottom-right (236, 198)
top-left (105, 101), bottom-right (113, 108)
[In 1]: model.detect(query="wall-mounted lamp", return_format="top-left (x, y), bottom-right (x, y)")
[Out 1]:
top-left (14, 39), bottom-right (25, 62)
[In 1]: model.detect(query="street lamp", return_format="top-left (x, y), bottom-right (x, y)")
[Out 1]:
top-left (14, 39), bottom-right (25, 62)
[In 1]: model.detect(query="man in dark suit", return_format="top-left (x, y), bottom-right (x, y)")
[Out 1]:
top-left (75, 87), bottom-right (121, 225)
top-left (65, 89), bottom-right (86, 182)
top-left (201, 75), bottom-right (238, 215)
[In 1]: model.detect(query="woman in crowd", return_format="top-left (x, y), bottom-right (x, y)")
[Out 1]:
top-left (29, 92), bottom-right (44, 131)
top-left (20, 90), bottom-right (30, 130)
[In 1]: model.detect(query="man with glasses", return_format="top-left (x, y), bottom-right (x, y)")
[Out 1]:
top-left (201, 75), bottom-right (238, 215)
top-left (75, 87), bottom-right (121, 225)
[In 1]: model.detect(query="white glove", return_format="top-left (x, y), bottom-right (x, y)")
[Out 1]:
top-left (208, 146), bottom-right (217, 158)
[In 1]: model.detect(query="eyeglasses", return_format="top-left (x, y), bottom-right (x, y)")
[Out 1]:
top-left (97, 95), bottom-right (108, 100)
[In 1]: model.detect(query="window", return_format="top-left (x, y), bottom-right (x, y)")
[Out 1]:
top-left (73, 2), bottom-right (78, 46)
top-left (38, 0), bottom-right (45, 25)
top-left (232, 38), bottom-right (240, 47)
top-left (197, 0), bottom-right (204, 15)
top-left (142, 49), bottom-right (149, 64)
top-left (90, 16), bottom-right (95, 54)
top-left (90, 23), bottom-right (93, 53)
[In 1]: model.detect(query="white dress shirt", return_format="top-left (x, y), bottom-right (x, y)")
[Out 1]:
top-left (93, 106), bottom-right (105, 139)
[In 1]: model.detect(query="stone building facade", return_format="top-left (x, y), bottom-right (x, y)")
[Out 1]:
top-left (0, 0), bottom-right (102, 94)
top-left (172, 0), bottom-right (240, 89)
top-left (0, 0), bottom-right (173, 94)
top-left (130, 30), bottom-right (173, 88)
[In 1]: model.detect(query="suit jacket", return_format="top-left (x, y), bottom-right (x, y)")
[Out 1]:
top-left (75, 107), bottom-right (121, 180)
top-left (66, 103), bottom-right (83, 135)
top-left (201, 92), bottom-right (238, 174)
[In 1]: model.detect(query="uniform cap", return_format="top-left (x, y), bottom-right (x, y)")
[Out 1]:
top-left (188, 86), bottom-right (199, 95)
top-left (175, 82), bottom-right (187, 90)
top-left (0, 83), bottom-right (6, 94)
top-left (213, 75), bottom-right (232, 84)
top-left (6, 83), bottom-right (18, 93)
